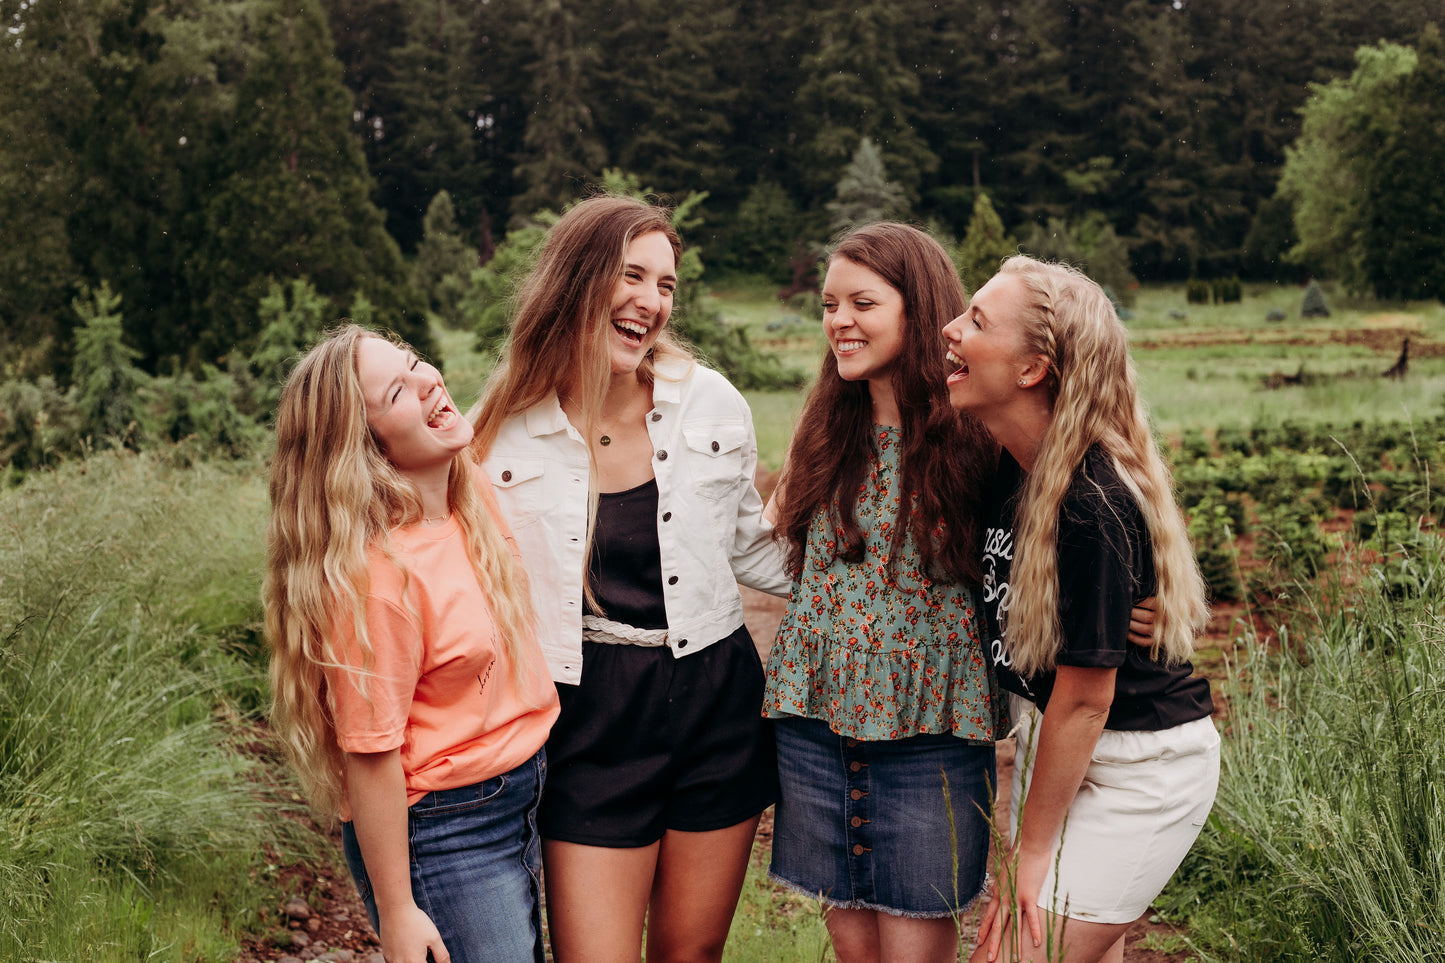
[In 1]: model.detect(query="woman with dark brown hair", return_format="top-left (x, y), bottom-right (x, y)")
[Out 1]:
top-left (764, 222), bottom-right (1002, 962)
top-left (470, 195), bottom-right (791, 962)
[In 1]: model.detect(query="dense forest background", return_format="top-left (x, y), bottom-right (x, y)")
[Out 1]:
top-left (0, 0), bottom-right (1441, 385)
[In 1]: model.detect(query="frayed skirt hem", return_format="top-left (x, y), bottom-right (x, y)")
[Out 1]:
top-left (766, 870), bottom-right (987, 920)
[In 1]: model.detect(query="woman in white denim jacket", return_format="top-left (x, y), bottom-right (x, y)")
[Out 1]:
top-left (469, 196), bottom-right (790, 963)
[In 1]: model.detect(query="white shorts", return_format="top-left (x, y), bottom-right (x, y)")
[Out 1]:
top-left (1008, 694), bottom-right (1221, 925)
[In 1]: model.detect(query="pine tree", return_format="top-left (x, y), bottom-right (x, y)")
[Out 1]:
top-left (591, 0), bottom-right (733, 197)
top-left (791, 0), bottom-right (937, 206)
top-left (1301, 279), bottom-right (1331, 318)
top-left (343, 0), bottom-right (488, 253)
top-left (510, 0), bottom-right (606, 219)
top-left (956, 193), bottom-right (1017, 294)
top-left (250, 278), bottom-right (333, 416)
top-left (71, 283), bottom-right (149, 447)
top-left (193, 0), bottom-right (432, 362)
top-left (415, 191), bottom-right (480, 325)
top-left (825, 139), bottom-right (909, 234)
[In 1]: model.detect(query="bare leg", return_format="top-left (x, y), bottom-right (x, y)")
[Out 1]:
top-left (542, 839), bottom-right (659, 963)
top-left (875, 912), bottom-right (962, 963)
top-left (644, 816), bottom-right (761, 963)
top-left (824, 906), bottom-right (880, 963)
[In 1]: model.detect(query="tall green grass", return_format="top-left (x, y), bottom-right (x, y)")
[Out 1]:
top-left (0, 450), bottom-right (303, 960)
top-left (1159, 523), bottom-right (1445, 961)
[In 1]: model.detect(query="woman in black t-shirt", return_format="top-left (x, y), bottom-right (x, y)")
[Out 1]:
top-left (942, 255), bottom-right (1219, 963)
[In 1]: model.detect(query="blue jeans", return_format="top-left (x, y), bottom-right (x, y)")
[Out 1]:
top-left (342, 749), bottom-right (547, 963)
top-left (770, 717), bottom-right (994, 917)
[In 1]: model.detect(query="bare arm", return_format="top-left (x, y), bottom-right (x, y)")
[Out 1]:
top-left (345, 750), bottom-right (451, 963)
top-left (979, 665), bottom-right (1116, 959)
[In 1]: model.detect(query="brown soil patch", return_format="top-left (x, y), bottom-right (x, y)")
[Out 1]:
top-left (1132, 325), bottom-right (1439, 356)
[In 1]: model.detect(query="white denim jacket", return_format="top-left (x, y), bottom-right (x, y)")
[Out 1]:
top-left (480, 358), bottom-right (791, 685)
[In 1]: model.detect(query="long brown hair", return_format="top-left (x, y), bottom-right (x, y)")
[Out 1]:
top-left (774, 222), bottom-right (993, 583)
top-left (265, 325), bottom-right (535, 817)
top-left (998, 256), bottom-right (1206, 675)
top-left (467, 195), bottom-right (694, 608)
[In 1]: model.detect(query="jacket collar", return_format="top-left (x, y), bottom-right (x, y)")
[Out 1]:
top-left (649, 355), bottom-right (693, 407)
top-left (523, 393), bottom-right (571, 438)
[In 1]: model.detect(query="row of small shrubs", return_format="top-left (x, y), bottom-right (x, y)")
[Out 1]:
top-left (1185, 276), bottom-right (1244, 304)
top-left (1171, 415), bottom-right (1445, 603)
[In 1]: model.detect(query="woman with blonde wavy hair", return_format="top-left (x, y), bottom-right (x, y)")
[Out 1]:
top-left (471, 195), bottom-right (790, 963)
top-left (943, 256), bottom-right (1218, 963)
top-left (265, 324), bottom-right (558, 963)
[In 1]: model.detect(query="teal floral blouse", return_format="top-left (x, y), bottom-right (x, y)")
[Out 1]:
top-left (764, 427), bottom-right (1000, 743)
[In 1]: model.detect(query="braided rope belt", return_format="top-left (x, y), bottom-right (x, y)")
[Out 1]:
top-left (581, 614), bottom-right (669, 648)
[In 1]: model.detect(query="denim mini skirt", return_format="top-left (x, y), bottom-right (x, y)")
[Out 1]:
top-left (770, 716), bottom-right (995, 918)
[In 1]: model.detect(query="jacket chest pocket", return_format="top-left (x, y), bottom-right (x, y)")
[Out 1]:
top-left (682, 424), bottom-right (747, 502)
top-left (485, 457), bottom-right (547, 527)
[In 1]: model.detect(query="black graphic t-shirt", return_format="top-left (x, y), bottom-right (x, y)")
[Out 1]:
top-left (980, 447), bottom-right (1213, 731)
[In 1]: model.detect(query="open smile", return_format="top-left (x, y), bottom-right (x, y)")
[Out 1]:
top-left (427, 393), bottom-right (458, 430)
top-left (613, 318), bottom-right (650, 346)
top-left (945, 348), bottom-right (969, 383)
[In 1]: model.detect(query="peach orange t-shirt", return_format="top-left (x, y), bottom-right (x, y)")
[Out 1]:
top-left (326, 482), bottom-right (558, 820)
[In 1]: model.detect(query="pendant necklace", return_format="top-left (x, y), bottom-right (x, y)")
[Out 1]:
top-left (599, 434), bottom-right (612, 446)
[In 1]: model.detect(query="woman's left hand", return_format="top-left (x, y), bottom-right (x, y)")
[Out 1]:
top-left (975, 845), bottom-right (1049, 961)
top-left (1127, 596), bottom-right (1157, 647)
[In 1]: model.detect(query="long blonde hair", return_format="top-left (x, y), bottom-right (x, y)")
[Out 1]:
top-left (1000, 256), bottom-right (1206, 676)
top-left (468, 195), bottom-right (694, 607)
top-left (264, 325), bottom-right (535, 817)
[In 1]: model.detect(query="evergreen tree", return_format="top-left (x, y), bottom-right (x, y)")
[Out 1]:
top-left (334, 0), bottom-right (487, 253)
top-left (590, 0), bottom-right (733, 198)
top-left (415, 191), bottom-right (480, 326)
top-left (71, 283), bottom-right (149, 447)
top-left (714, 180), bottom-right (805, 282)
top-left (790, 0), bottom-right (937, 206)
top-left (1301, 279), bottom-right (1331, 317)
top-left (1362, 24), bottom-right (1445, 301)
top-left (510, 0), bottom-right (606, 219)
top-left (193, 0), bottom-right (432, 362)
top-left (825, 139), bottom-right (909, 234)
top-left (956, 193), bottom-right (1018, 294)
top-left (250, 278), bottom-right (332, 416)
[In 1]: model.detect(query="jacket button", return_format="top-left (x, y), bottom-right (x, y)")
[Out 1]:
top-left (656, 449), bottom-right (668, 461)
top-left (852, 844), bottom-right (865, 856)
top-left (677, 639), bottom-right (688, 649)
top-left (501, 470), bottom-right (512, 482)
top-left (849, 761), bottom-right (862, 773)
top-left (850, 816), bottom-right (863, 828)
top-left (662, 512), bottom-right (672, 522)
top-left (651, 411), bottom-right (662, 422)
top-left (711, 440), bottom-right (720, 452)
top-left (850, 789), bottom-right (863, 801)
top-left (668, 575), bottom-right (679, 585)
